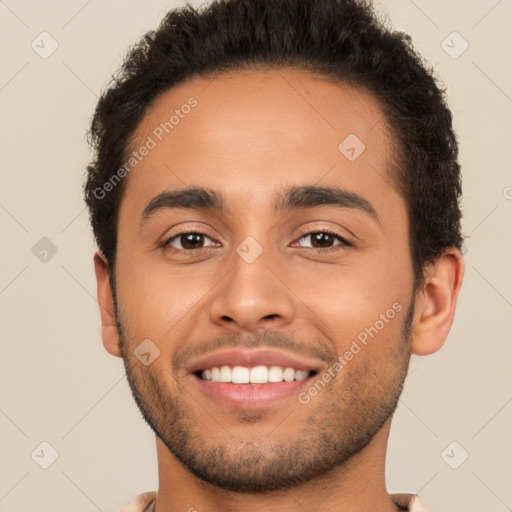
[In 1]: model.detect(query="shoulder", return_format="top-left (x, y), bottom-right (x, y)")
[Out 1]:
top-left (390, 493), bottom-right (429, 511)
top-left (117, 491), bottom-right (157, 512)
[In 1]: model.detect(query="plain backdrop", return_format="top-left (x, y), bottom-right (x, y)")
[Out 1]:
top-left (1, 1), bottom-right (511, 511)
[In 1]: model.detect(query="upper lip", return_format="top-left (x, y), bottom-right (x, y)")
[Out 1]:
top-left (186, 348), bottom-right (324, 374)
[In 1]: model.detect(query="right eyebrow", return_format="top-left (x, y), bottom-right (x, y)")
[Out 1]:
top-left (140, 187), bottom-right (224, 227)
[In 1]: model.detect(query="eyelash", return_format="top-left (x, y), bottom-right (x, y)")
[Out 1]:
top-left (162, 229), bottom-right (352, 254)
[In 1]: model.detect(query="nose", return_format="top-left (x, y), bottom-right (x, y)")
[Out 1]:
top-left (208, 246), bottom-right (296, 332)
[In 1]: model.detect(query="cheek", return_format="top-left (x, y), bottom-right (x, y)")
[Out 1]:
top-left (115, 253), bottom-right (214, 342)
top-left (286, 255), bottom-right (408, 357)
top-left (292, 250), bottom-right (404, 314)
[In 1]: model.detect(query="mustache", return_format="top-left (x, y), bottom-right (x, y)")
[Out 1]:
top-left (172, 329), bottom-right (336, 373)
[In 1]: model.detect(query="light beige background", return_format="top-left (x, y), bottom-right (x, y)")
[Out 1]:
top-left (1, 1), bottom-right (511, 511)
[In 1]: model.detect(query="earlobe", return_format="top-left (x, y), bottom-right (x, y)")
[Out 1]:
top-left (93, 251), bottom-right (122, 358)
top-left (410, 248), bottom-right (465, 356)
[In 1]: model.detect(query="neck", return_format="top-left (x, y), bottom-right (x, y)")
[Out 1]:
top-left (152, 417), bottom-right (400, 512)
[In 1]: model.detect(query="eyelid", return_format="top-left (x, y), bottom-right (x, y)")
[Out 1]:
top-left (293, 228), bottom-right (353, 249)
top-left (160, 221), bottom-right (217, 241)
top-left (162, 226), bottom-right (353, 253)
top-left (162, 229), bottom-right (218, 251)
top-left (294, 224), bottom-right (353, 244)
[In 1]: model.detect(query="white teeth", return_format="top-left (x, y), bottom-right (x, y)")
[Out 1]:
top-left (219, 365), bottom-right (231, 382)
top-left (294, 370), bottom-right (309, 381)
top-left (250, 365), bottom-right (268, 383)
top-left (200, 365), bottom-right (311, 384)
top-left (283, 367), bottom-right (295, 382)
top-left (231, 366), bottom-right (250, 384)
top-left (268, 365), bottom-right (284, 382)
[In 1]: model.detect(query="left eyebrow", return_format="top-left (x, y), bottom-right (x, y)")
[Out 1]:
top-left (273, 185), bottom-right (380, 225)
top-left (140, 184), bottom-right (380, 226)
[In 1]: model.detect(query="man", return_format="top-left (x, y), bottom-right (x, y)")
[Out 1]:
top-left (84, 0), bottom-right (465, 510)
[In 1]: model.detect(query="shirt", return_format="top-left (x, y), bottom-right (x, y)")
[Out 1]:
top-left (118, 491), bottom-right (428, 511)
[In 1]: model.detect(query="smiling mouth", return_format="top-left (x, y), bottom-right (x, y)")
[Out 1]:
top-left (190, 364), bottom-right (321, 410)
top-left (194, 365), bottom-right (319, 384)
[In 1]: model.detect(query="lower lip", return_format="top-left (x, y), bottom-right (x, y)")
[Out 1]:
top-left (190, 374), bottom-right (314, 409)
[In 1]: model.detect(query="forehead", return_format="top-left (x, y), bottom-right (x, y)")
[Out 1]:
top-left (121, 67), bottom-right (400, 222)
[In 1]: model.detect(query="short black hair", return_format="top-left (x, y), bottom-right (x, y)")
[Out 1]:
top-left (84, 0), bottom-right (464, 291)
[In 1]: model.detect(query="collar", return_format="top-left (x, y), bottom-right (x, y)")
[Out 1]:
top-left (120, 491), bottom-right (427, 512)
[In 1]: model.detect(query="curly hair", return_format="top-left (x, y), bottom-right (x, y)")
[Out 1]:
top-left (84, 0), bottom-right (463, 292)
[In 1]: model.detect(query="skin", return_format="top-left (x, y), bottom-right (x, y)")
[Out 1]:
top-left (94, 68), bottom-right (464, 512)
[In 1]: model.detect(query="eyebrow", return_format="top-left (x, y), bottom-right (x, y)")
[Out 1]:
top-left (140, 185), bottom-right (380, 225)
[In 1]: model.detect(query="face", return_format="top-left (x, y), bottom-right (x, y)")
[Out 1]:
top-left (112, 68), bottom-right (416, 492)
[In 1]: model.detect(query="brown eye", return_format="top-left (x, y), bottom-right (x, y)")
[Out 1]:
top-left (165, 232), bottom-right (216, 251)
top-left (295, 230), bottom-right (351, 250)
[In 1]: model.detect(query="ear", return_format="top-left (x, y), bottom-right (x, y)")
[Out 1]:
top-left (93, 250), bottom-right (122, 358)
top-left (411, 247), bottom-right (465, 356)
